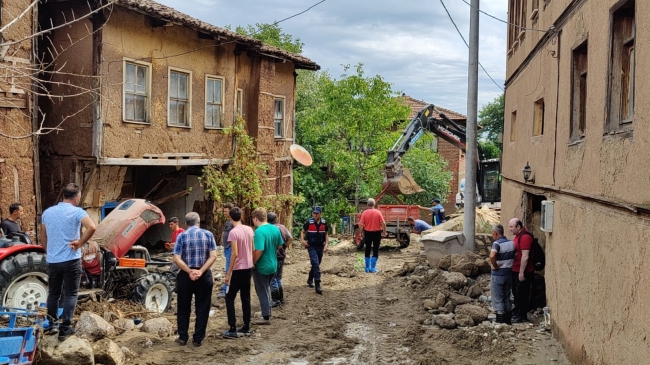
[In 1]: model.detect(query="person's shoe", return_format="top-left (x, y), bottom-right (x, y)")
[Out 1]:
top-left (217, 292), bottom-right (226, 299)
top-left (222, 330), bottom-right (242, 339)
top-left (504, 311), bottom-right (512, 325)
top-left (364, 257), bottom-right (371, 273)
top-left (253, 317), bottom-right (271, 325)
top-left (315, 280), bottom-right (323, 295)
top-left (307, 279), bottom-right (314, 288)
top-left (57, 327), bottom-right (76, 341)
top-left (271, 299), bottom-right (282, 308)
top-left (175, 337), bottom-right (188, 346)
top-left (47, 322), bottom-right (60, 336)
top-left (192, 340), bottom-right (202, 347)
top-left (511, 315), bottom-right (528, 324)
top-left (237, 326), bottom-right (252, 336)
top-left (369, 257), bottom-right (379, 273)
top-left (279, 286), bottom-right (285, 304)
top-left (495, 312), bottom-right (505, 324)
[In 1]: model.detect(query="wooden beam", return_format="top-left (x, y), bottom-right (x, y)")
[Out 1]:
top-left (99, 158), bottom-right (229, 166)
top-left (152, 190), bottom-right (190, 206)
top-left (143, 177), bottom-right (168, 200)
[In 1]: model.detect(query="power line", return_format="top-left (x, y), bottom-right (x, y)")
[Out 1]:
top-left (439, 0), bottom-right (505, 92)
top-left (458, 0), bottom-right (547, 33)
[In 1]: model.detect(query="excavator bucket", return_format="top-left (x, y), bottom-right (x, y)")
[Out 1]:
top-left (381, 168), bottom-right (425, 195)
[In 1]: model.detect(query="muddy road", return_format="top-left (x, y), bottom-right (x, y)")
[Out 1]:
top-left (120, 237), bottom-right (569, 365)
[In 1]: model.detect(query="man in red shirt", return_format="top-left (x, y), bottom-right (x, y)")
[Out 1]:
top-left (357, 198), bottom-right (386, 273)
top-left (166, 217), bottom-right (185, 275)
top-left (508, 218), bottom-right (534, 323)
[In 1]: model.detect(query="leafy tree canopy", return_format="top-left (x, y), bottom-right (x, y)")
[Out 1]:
top-left (229, 23), bottom-right (304, 54)
top-left (478, 93), bottom-right (504, 150)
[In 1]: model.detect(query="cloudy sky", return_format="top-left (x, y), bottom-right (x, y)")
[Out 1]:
top-left (157, 0), bottom-right (507, 115)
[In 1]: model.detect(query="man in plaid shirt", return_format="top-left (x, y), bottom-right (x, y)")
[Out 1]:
top-left (172, 212), bottom-right (217, 347)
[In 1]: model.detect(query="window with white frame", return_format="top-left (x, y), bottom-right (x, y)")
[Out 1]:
top-left (168, 69), bottom-right (191, 127)
top-left (274, 97), bottom-right (285, 138)
top-left (205, 76), bottom-right (223, 128)
top-left (123, 61), bottom-right (150, 123)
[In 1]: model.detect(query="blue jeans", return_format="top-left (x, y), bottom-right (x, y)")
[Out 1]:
top-left (270, 259), bottom-right (284, 291)
top-left (47, 259), bottom-right (81, 329)
top-left (252, 269), bottom-right (274, 318)
top-left (308, 247), bottom-right (323, 282)
top-left (220, 246), bottom-right (232, 293)
top-left (490, 274), bottom-right (512, 312)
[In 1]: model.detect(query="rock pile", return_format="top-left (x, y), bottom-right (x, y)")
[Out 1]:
top-left (39, 312), bottom-right (173, 365)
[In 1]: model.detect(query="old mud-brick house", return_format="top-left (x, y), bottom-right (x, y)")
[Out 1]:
top-left (403, 95), bottom-right (469, 214)
top-left (36, 0), bottom-right (318, 242)
top-left (0, 0), bottom-right (38, 231)
top-left (503, 0), bottom-right (650, 363)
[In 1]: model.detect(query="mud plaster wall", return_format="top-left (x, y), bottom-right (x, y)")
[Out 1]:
top-left (99, 7), bottom-right (235, 159)
top-left (0, 0), bottom-right (36, 226)
top-left (438, 140), bottom-right (461, 213)
top-left (37, 2), bottom-right (94, 158)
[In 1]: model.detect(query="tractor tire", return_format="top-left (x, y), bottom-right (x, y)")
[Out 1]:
top-left (130, 273), bottom-right (172, 313)
top-left (353, 228), bottom-right (365, 251)
top-left (0, 252), bottom-right (48, 310)
top-left (398, 233), bottom-right (411, 249)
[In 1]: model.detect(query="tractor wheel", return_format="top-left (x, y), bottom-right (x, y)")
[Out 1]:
top-left (0, 252), bottom-right (48, 310)
top-left (398, 233), bottom-right (411, 249)
top-left (130, 273), bottom-right (172, 313)
top-left (353, 228), bottom-right (365, 251)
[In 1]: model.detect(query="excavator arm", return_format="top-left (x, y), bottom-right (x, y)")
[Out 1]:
top-left (383, 104), bottom-right (497, 203)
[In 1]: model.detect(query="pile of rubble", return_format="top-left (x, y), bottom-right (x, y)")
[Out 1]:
top-left (398, 251), bottom-right (495, 330)
top-left (39, 311), bottom-right (174, 365)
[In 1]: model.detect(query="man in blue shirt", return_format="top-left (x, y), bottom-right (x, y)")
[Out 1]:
top-left (41, 183), bottom-right (96, 341)
top-left (173, 212), bottom-right (217, 347)
top-left (428, 198), bottom-right (446, 226)
top-left (406, 217), bottom-right (432, 234)
top-left (489, 223), bottom-right (516, 325)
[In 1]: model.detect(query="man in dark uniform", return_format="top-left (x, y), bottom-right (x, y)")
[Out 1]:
top-left (300, 206), bottom-right (329, 294)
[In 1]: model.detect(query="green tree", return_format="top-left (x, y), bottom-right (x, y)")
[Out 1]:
top-left (479, 140), bottom-right (501, 159)
top-left (478, 93), bottom-right (505, 150)
top-left (229, 23), bottom-right (304, 54)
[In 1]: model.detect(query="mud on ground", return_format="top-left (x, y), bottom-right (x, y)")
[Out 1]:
top-left (119, 237), bottom-right (569, 365)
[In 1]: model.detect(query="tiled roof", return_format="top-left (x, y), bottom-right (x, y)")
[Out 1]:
top-left (402, 95), bottom-right (466, 122)
top-left (116, 0), bottom-right (319, 70)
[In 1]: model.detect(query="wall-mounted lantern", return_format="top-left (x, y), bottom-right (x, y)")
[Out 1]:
top-left (523, 162), bottom-right (535, 183)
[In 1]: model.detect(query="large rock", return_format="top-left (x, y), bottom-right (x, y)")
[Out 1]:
top-left (438, 255), bottom-right (452, 270)
top-left (448, 293), bottom-right (472, 306)
top-left (461, 251), bottom-right (483, 262)
top-left (450, 254), bottom-right (462, 267)
top-left (455, 314), bottom-right (475, 327)
top-left (39, 335), bottom-right (94, 365)
top-left (76, 311), bottom-right (115, 341)
top-left (449, 262), bottom-right (478, 277)
top-left (141, 317), bottom-right (173, 338)
top-left (423, 299), bottom-right (438, 310)
top-left (455, 304), bottom-right (489, 325)
top-left (442, 271), bottom-right (467, 289)
top-left (434, 314), bottom-right (457, 329)
top-left (113, 319), bottom-right (135, 334)
top-left (93, 339), bottom-right (125, 365)
top-left (433, 292), bottom-right (447, 308)
top-left (476, 258), bottom-right (491, 274)
top-left (467, 284), bottom-right (484, 298)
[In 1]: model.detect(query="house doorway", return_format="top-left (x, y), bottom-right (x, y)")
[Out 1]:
top-left (522, 191), bottom-right (547, 310)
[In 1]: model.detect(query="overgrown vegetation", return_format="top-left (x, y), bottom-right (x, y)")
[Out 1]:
top-left (478, 93), bottom-right (505, 158)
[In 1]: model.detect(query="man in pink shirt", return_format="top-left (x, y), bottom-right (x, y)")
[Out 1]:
top-left (357, 198), bottom-right (386, 273)
top-left (222, 207), bottom-right (255, 339)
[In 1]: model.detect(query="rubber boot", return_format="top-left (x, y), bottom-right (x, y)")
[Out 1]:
top-left (495, 312), bottom-right (504, 324)
top-left (315, 280), bottom-right (322, 294)
top-left (271, 289), bottom-right (281, 308)
top-left (364, 257), bottom-right (371, 273)
top-left (279, 286), bottom-right (285, 304)
top-left (504, 311), bottom-right (512, 325)
top-left (307, 273), bottom-right (314, 288)
top-left (369, 257), bottom-right (379, 273)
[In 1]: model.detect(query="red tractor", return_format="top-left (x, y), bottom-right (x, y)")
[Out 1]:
top-left (0, 199), bottom-right (174, 313)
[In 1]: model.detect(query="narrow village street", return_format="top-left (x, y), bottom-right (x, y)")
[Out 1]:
top-left (101, 237), bottom-right (570, 365)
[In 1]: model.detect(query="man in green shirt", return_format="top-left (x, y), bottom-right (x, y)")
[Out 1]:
top-left (251, 207), bottom-right (284, 325)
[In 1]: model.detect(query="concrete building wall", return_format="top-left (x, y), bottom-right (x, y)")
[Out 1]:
top-left (504, 1), bottom-right (650, 363)
top-left (0, 0), bottom-right (37, 227)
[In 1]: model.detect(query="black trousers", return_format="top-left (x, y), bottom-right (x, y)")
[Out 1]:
top-left (225, 268), bottom-right (252, 329)
top-left (511, 271), bottom-right (534, 316)
top-left (364, 230), bottom-right (382, 258)
top-left (176, 269), bottom-right (213, 343)
top-left (47, 258), bottom-right (81, 328)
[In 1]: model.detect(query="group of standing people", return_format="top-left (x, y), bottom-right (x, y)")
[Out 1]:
top-left (489, 218), bottom-right (538, 324)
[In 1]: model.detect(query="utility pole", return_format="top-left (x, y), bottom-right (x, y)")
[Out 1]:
top-left (463, 0), bottom-right (479, 251)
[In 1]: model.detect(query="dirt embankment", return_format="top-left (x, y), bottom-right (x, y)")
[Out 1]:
top-left (99, 237), bottom-right (569, 365)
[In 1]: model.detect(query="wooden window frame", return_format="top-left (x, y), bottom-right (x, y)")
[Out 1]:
top-left (273, 96), bottom-right (286, 138)
top-left (606, 0), bottom-right (635, 134)
top-left (204, 75), bottom-right (224, 129)
top-left (236, 88), bottom-right (243, 117)
top-left (570, 40), bottom-right (588, 143)
top-left (122, 59), bottom-right (151, 125)
top-left (167, 67), bottom-right (192, 128)
top-left (510, 110), bottom-right (517, 142)
top-left (533, 99), bottom-right (545, 137)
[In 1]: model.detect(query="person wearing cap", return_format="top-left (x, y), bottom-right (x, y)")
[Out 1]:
top-left (357, 198), bottom-right (386, 273)
top-left (300, 206), bottom-right (329, 294)
top-left (428, 198), bottom-right (446, 226)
